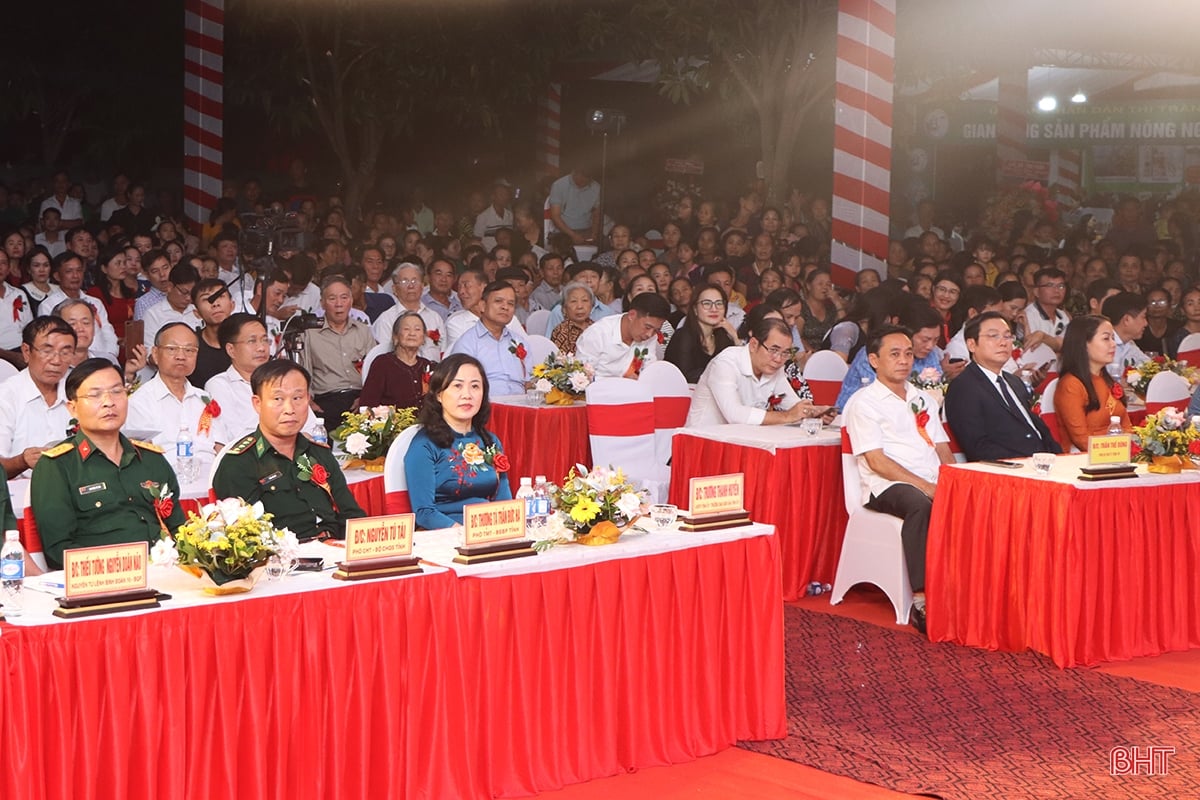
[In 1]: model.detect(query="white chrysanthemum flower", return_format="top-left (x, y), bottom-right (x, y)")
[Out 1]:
top-left (345, 431), bottom-right (371, 456)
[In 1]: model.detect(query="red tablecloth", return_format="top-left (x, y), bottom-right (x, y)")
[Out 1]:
top-left (0, 531), bottom-right (782, 800)
top-left (670, 433), bottom-right (848, 601)
top-left (927, 465), bottom-right (1200, 668)
top-left (491, 400), bottom-right (592, 483)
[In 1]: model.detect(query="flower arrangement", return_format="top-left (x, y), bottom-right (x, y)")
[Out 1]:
top-left (1131, 407), bottom-right (1200, 473)
top-left (544, 464), bottom-right (646, 545)
top-left (531, 352), bottom-right (594, 404)
top-left (152, 498), bottom-right (298, 588)
top-left (910, 366), bottom-right (947, 406)
top-left (331, 405), bottom-right (417, 468)
top-left (1124, 356), bottom-right (1199, 398)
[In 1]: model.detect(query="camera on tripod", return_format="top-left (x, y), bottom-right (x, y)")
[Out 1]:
top-left (239, 211), bottom-right (306, 264)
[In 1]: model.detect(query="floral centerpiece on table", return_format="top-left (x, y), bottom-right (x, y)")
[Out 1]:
top-left (1131, 407), bottom-right (1200, 473)
top-left (1124, 357), bottom-right (1199, 399)
top-left (152, 498), bottom-right (299, 593)
top-left (910, 366), bottom-right (947, 406)
top-left (531, 352), bottom-right (594, 405)
top-left (331, 405), bottom-right (417, 470)
top-left (536, 464), bottom-right (647, 548)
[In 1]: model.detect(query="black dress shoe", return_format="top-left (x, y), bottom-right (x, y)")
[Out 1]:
top-left (909, 604), bottom-right (928, 636)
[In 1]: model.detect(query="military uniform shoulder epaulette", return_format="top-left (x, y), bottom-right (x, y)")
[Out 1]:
top-left (130, 439), bottom-right (164, 454)
top-left (227, 434), bottom-right (258, 455)
top-left (42, 442), bottom-right (75, 458)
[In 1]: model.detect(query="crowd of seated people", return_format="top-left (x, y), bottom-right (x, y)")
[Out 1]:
top-left (3, 165), bottom-right (1200, 616)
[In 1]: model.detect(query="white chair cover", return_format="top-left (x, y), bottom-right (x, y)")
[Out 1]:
top-left (584, 378), bottom-right (666, 502)
top-left (637, 361), bottom-right (691, 474)
top-left (1177, 333), bottom-right (1200, 366)
top-left (803, 350), bottom-right (849, 406)
top-left (383, 424), bottom-right (423, 514)
top-left (1144, 371), bottom-right (1192, 414)
top-left (361, 342), bottom-right (393, 382)
top-left (526, 308), bottom-right (552, 340)
top-left (524, 334), bottom-right (559, 369)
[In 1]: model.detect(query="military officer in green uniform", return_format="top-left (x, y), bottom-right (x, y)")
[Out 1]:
top-left (31, 358), bottom-right (186, 570)
top-left (213, 360), bottom-right (364, 541)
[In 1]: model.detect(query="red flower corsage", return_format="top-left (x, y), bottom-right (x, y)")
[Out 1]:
top-left (910, 399), bottom-right (934, 447)
top-left (12, 295), bottom-right (24, 322)
top-left (197, 396), bottom-right (221, 436)
top-left (297, 454), bottom-right (338, 511)
top-left (768, 393), bottom-right (785, 411)
top-left (509, 341), bottom-right (527, 361)
top-left (1110, 383), bottom-right (1124, 400)
top-left (656, 330), bottom-right (665, 345)
top-left (492, 453), bottom-right (510, 472)
top-left (428, 329), bottom-right (441, 344)
top-left (1011, 347), bottom-right (1023, 362)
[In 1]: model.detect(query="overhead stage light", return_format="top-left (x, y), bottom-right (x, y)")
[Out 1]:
top-left (1071, 91), bottom-right (1087, 104)
top-left (1037, 95), bottom-right (1058, 112)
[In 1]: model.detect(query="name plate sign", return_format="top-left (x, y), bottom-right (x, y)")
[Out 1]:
top-left (63, 542), bottom-right (149, 598)
top-left (1087, 434), bottom-right (1133, 466)
top-left (343, 514), bottom-right (414, 563)
top-left (688, 473), bottom-right (746, 516)
top-left (463, 499), bottom-right (527, 546)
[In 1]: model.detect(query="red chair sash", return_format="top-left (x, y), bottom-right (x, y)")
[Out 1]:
top-left (385, 490), bottom-right (412, 515)
top-left (1145, 400), bottom-right (1187, 414)
top-left (1177, 349), bottom-right (1200, 366)
top-left (653, 396), bottom-right (691, 428)
top-left (808, 379), bottom-right (841, 406)
top-left (587, 402), bottom-right (655, 437)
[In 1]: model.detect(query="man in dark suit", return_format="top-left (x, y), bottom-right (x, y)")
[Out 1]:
top-left (944, 311), bottom-right (1062, 461)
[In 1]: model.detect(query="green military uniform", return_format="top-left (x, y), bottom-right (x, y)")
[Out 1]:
top-left (30, 433), bottom-right (186, 570)
top-left (212, 428), bottom-right (365, 541)
top-left (1, 478), bottom-right (16, 532)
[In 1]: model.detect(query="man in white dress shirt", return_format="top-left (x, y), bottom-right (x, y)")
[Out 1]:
top-left (0, 250), bottom-right (33, 355)
top-left (141, 263), bottom-right (200, 351)
top-left (371, 262), bottom-right (443, 361)
top-left (204, 313), bottom-right (322, 447)
top-left (40, 252), bottom-right (119, 358)
top-left (473, 180), bottom-right (513, 252)
top-left (574, 292), bottom-right (670, 379)
top-left (39, 171), bottom-right (83, 228)
top-left (126, 323), bottom-right (217, 480)
top-left (842, 324), bottom-right (956, 635)
top-left (1101, 292), bottom-right (1150, 368)
top-left (0, 318), bottom-right (75, 478)
top-left (687, 318), bottom-right (833, 427)
top-left (1023, 267), bottom-right (1071, 354)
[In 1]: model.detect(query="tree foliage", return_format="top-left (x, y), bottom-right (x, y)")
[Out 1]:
top-left (622, 0), bottom-right (838, 204)
top-left (228, 0), bottom-right (593, 227)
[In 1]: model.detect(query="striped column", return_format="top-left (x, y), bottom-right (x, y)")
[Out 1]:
top-left (831, 0), bottom-right (895, 287)
top-left (536, 82), bottom-right (562, 179)
top-left (183, 0), bottom-right (224, 229)
top-left (995, 70), bottom-right (1028, 183)
top-left (1049, 148), bottom-right (1083, 201)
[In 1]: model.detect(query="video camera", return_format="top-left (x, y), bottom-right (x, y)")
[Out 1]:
top-left (239, 211), bottom-right (307, 264)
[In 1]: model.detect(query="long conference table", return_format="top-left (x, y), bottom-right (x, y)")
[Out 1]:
top-left (927, 455), bottom-right (1200, 668)
top-left (0, 521), bottom-right (784, 799)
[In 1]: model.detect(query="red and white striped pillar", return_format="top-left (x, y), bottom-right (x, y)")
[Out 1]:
top-left (183, 0), bottom-right (224, 230)
top-left (830, 0), bottom-right (895, 287)
top-left (995, 70), bottom-right (1028, 183)
top-left (1050, 148), bottom-right (1083, 201)
top-left (536, 82), bottom-right (563, 180)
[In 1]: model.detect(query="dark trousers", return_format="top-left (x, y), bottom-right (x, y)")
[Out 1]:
top-left (314, 390), bottom-right (359, 428)
top-left (865, 483), bottom-right (931, 592)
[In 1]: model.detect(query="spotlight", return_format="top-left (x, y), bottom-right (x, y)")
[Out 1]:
top-left (585, 108), bottom-right (626, 135)
top-left (1037, 95), bottom-right (1057, 112)
top-left (1071, 91), bottom-right (1086, 104)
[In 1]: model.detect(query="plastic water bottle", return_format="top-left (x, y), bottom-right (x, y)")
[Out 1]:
top-left (1107, 416), bottom-right (1123, 436)
top-left (515, 477), bottom-right (535, 524)
top-left (530, 475), bottom-right (551, 534)
top-left (312, 418), bottom-right (329, 446)
top-left (1, 530), bottom-right (25, 617)
top-left (175, 424), bottom-right (196, 484)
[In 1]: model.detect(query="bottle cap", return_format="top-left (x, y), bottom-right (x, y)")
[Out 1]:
top-left (1110, 416), bottom-right (1120, 424)
top-left (519, 477), bottom-right (532, 486)
top-left (4, 530), bottom-right (19, 542)
top-left (535, 475), bottom-right (547, 483)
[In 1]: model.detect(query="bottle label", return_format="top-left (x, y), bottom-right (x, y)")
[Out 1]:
top-left (1, 560), bottom-right (23, 581)
top-left (176, 441), bottom-right (193, 458)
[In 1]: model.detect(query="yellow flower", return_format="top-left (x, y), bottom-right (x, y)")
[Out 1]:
top-left (460, 442), bottom-right (485, 465)
top-left (569, 497), bottom-right (601, 524)
top-left (532, 363), bottom-right (547, 378)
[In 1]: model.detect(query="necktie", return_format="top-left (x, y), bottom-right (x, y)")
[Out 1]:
top-left (997, 375), bottom-right (1037, 434)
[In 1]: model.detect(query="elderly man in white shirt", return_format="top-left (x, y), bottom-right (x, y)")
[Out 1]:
top-left (574, 293), bottom-right (671, 379)
top-left (372, 262), bottom-right (444, 361)
top-left (687, 318), bottom-right (833, 427)
top-left (126, 323), bottom-right (217, 483)
top-left (842, 324), bottom-right (955, 635)
top-left (0, 318), bottom-right (75, 478)
top-left (40, 252), bottom-right (119, 359)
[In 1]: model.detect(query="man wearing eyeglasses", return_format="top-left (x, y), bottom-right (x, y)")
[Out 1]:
top-left (0, 318), bottom-right (76, 478)
top-left (687, 317), bottom-right (834, 427)
top-left (30, 357), bottom-right (186, 569)
top-left (140, 263), bottom-right (200, 352)
top-left (1023, 267), bottom-right (1071, 354)
top-left (944, 312), bottom-right (1061, 462)
top-left (126, 323), bottom-right (217, 479)
top-left (372, 262), bottom-right (445, 360)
